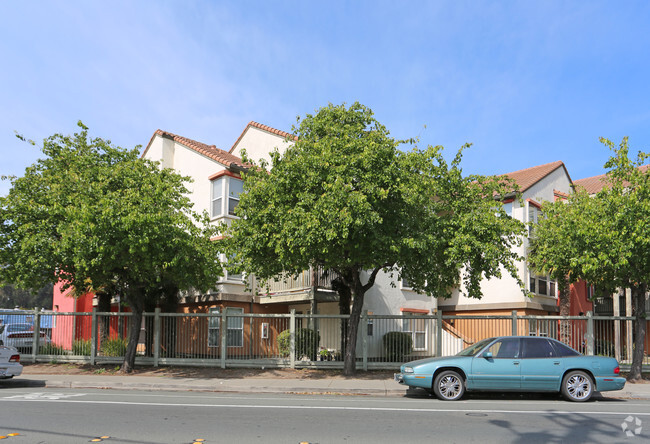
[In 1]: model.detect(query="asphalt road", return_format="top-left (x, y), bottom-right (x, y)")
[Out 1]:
top-left (1, 387), bottom-right (649, 443)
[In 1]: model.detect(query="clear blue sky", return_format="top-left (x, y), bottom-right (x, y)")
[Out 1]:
top-left (2, 1), bottom-right (649, 196)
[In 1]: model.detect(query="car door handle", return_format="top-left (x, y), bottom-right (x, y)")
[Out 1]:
top-left (513, 361), bottom-right (519, 365)
top-left (554, 361), bottom-right (561, 365)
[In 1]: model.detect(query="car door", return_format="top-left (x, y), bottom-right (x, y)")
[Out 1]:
top-left (470, 338), bottom-right (521, 390)
top-left (519, 337), bottom-right (564, 391)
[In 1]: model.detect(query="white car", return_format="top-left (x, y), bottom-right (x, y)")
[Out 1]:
top-left (0, 345), bottom-right (22, 379)
top-left (0, 323), bottom-right (51, 351)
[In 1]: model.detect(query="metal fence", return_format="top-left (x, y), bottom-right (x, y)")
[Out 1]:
top-left (1, 309), bottom-right (646, 369)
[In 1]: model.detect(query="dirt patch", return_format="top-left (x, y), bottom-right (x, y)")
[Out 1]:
top-left (21, 363), bottom-right (395, 380)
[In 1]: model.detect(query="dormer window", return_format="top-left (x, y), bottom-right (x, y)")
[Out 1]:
top-left (211, 173), bottom-right (243, 218)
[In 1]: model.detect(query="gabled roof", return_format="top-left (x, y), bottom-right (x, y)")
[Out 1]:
top-left (229, 121), bottom-right (297, 153)
top-left (502, 160), bottom-right (571, 192)
top-left (573, 164), bottom-right (650, 194)
top-left (143, 130), bottom-right (246, 168)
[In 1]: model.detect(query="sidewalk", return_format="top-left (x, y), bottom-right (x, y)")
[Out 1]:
top-left (8, 373), bottom-right (650, 400)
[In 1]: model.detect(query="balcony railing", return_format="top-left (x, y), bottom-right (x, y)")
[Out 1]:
top-left (258, 266), bottom-right (339, 295)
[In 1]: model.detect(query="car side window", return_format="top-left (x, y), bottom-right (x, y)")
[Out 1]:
top-left (522, 338), bottom-right (557, 358)
top-left (550, 340), bottom-right (580, 357)
top-left (485, 338), bottom-right (520, 358)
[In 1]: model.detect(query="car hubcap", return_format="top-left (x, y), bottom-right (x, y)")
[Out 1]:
top-left (439, 375), bottom-right (461, 399)
top-left (567, 375), bottom-right (591, 399)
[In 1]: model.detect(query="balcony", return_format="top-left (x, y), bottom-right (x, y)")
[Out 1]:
top-left (593, 293), bottom-right (650, 315)
top-left (256, 266), bottom-right (340, 304)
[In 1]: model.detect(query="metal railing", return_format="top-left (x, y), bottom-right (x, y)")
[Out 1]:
top-left (1, 309), bottom-right (646, 369)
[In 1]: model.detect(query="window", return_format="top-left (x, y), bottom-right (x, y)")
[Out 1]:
top-left (211, 176), bottom-right (243, 218)
top-left (502, 201), bottom-right (513, 217)
top-left (207, 307), bottom-right (244, 347)
top-left (528, 269), bottom-right (556, 297)
top-left (225, 253), bottom-right (243, 281)
top-left (528, 202), bottom-right (542, 237)
top-left (402, 314), bottom-right (427, 351)
top-left (550, 340), bottom-right (580, 357)
top-left (211, 178), bottom-right (224, 218)
top-left (401, 273), bottom-right (413, 290)
top-left (228, 178), bottom-right (244, 216)
top-left (521, 337), bottom-right (557, 358)
top-left (485, 338), bottom-right (520, 358)
top-left (208, 307), bottom-right (220, 347)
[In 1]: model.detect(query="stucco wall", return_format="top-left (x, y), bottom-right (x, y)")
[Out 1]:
top-left (231, 126), bottom-right (293, 166)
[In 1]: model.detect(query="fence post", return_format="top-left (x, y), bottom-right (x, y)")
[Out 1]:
top-left (220, 309), bottom-right (227, 369)
top-left (586, 311), bottom-right (594, 355)
top-left (511, 310), bottom-right (518, 336)
top-left (436, 310), bottom-right (443, 357)
top-left (362, 310), bottom-right (368, 371)
top-left (153, 307), bottom-right (161, 367)
top-left (90, 308), bottom-right (97, 366)
top-left (31, 308), bottom-right (41, 363)
top-left (290, 309), bottom-right (296, 369)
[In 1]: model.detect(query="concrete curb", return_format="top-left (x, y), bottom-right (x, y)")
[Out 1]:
top-left (10, 374), bottom-right (650, 400)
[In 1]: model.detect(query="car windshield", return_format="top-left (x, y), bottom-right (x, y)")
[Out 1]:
top-left (456, 337), bottom-right (496, 356)
top-left (8, 324), bottom-right (32, 332)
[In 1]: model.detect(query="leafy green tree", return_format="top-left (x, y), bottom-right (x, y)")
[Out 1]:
top-left (529, 137), bottom-right (649, 381)
top-left (0, 123), bottom-right (222, 372)
top-left (0, 284), bottom-right (53, 309)
top-left (226, 103), bottom-right (526, 375)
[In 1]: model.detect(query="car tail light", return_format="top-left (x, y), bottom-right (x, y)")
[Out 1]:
top-left (614, 366), bottom-right (620, 374)
top-left (9, 354), bottom-right (20, 363)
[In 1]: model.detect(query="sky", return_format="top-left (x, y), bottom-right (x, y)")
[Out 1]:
top-left (1, 0), bottom-right (649, 196)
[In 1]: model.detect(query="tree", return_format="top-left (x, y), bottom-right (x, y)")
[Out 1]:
top-left (0, 123), bottom-right (222, 372)
top-left (225, 103), bottom-right (526, 375)
top-left (0, 284), bottom-right (53, 309)
top-left (529, 137), bottom-right (649, 381)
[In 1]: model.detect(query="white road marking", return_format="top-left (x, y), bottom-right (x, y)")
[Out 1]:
top-left (2, 397), bottom-right (650, 417)
top-left (3, 392), bottom-right (87, 400)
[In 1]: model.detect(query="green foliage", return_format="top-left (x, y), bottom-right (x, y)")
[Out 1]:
top-left (383, 331), bottom-right (413, 362)
top-left (226, 102), bottom-right (526, 373)
top-left (0, 284), bottom-right (53, 309)
top-left (72, 339), bottom-right (92, 356)
top-left (277, 328), bottom-right (320, 360)
top-left (227, 103), bottom-right (525, 299)
top-left (0, 122), bottom-right (223, 371)
top-left (528, 137), bottom-right (649, 379)
top-left (39, 343), bottom-right (66, 355)
top-left (101, 337), bottom-right (127, 357)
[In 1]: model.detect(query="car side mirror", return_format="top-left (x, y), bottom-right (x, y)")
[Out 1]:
top-left (483, 351), bottom-right (493, 359)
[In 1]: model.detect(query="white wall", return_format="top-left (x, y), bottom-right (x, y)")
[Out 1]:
top-left (438, 166), bottom-right (573, 311)
top-left (231, 126), bottom-right (294, 166)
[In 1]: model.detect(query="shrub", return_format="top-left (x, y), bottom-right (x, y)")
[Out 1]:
top-left (72, 339), bottom-right (92, 356)
top-left (277, 328), bottom-right (320, 360)
top-left (100, 338), bottom-right (127, 357)
top-left (39, 343), bottom-right (66, 355)
top-left (383, 331), bottom-right (413, 362)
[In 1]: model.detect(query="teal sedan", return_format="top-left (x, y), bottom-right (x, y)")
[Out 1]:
top-left (394, 336), bottom-right (625, 402)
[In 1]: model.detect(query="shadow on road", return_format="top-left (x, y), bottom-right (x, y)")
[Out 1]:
top-left (0, 378), bottom-right (46, 389)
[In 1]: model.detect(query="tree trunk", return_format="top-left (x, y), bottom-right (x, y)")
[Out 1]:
top-left (333, 277), bottom-right (351, 357)
top-left (96, 291), bottom-right (112, 347)
top-left (557, 276), bottom-right (571, 344)
top-left (121, 289), bottom-right (144, 373)
top-left (628, 283), bottom-right (647, 382)
top-left (343, 281), bottom-right (365, 376)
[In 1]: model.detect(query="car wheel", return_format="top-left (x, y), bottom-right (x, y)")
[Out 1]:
top-left (562, 370), bottom-right (594, 402)
top-left (433, 370), bottom-right (465, 401)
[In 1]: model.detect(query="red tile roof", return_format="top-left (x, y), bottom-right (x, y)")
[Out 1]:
top-left (574, 164), bottom-right (650, 194)
top-left (229, 121), bottom-right (297, 153)
top-left (501, 160), bottom-right (570, 192)
top-left (144, 130), bottom-right (246, 168)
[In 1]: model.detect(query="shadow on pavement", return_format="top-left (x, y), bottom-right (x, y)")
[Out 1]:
top-left (403, 386), bottom-right (626, 402)
top-left (0, 378), bottom-right (46, 389)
